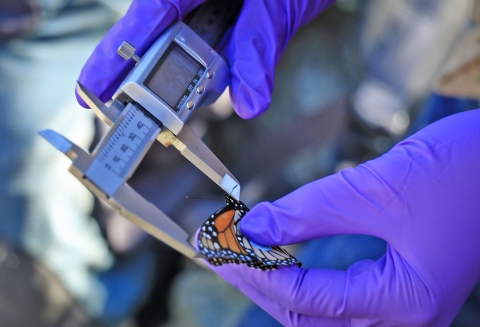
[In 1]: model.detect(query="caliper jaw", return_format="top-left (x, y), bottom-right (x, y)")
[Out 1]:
top-left (76, 82), bottom-right (240, 200)
top-left (39, 129), bottom-right (200, 259)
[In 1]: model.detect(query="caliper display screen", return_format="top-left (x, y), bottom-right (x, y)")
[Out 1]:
top-left (145, 43), bottom-right (205, 111)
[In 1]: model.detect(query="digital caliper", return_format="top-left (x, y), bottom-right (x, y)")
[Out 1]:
top-left (40, 0), bottom-right (243, 258)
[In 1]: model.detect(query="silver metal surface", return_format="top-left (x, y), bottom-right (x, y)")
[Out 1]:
top-left (157, 125), bottom-right (240, 199)
top-left (117, 41), bottom-right (141, 63)
top-left (39, 129), bottom-right (200, 258)
top-left (76, 82), bottom-right (241, 199)
top-left (52, 82), bottom-right (240, 258)
top-left (76, 81), bottom-right (120, 126)
top-left (85, 103), bottom-right (161, 196)
top-left (112, 21), bottom-right (230, 135)
top-left (42, 1), bottom-right (242, 260)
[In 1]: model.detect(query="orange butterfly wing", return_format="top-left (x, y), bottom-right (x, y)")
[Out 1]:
top-left (213, 209), bottom-right (247, 255)
top-left (198, 195), bottom-right (301, 270)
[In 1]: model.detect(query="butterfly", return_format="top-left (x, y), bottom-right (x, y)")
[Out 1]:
top-left (197, 194), bottom-right (301, 270)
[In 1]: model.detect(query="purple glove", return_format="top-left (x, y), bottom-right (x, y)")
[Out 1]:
top-left (77, 0), bottom-right (335, 119)
top-left (207, 109), bottom-right (480, 326)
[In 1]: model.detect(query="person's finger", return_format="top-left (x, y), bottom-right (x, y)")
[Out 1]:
top-left (214, 247), bottom-right (436, 324)
top-left (76, 0), bottom-right (205, 107)
top-left (240, 156), bottom-right (407, 245)
top-left (241, 109), bottom-right (480, 246)
top-left (227, 0), bottom-right (334, 119)
top-left (194, 228), bottom-right (348, 326)
top-left (210, 264), bottom-right (350, 327)
top-left (225, 0), bottom-right (284, 119)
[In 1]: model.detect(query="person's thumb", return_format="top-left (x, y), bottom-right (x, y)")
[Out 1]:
top-left (76, 0), bottom-right (205, 108)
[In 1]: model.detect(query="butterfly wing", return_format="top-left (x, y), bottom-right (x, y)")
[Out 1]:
top-left (236, 230), bottom-right (301, 267)
top-left (198, 206), bottom-right (253, 266)
top-left (198, 195), bottom-right (302, 270)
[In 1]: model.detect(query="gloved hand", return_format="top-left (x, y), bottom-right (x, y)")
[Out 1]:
top-left (206, 109), bottom-right (480, 326)
top-left (77, 0), bottom-right (335, 119)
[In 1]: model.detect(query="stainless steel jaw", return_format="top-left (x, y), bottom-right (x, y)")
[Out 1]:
top-left (39, 82), bottom-right (240, 258)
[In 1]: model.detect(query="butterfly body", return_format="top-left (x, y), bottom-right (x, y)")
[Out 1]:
top-left (198, 195), bottom-right (301, 271)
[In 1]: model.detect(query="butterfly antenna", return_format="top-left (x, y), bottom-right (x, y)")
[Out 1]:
top-left (185, 195), bottom-right (223, 201)
top-left (227, 184), bottom-right (239, 198)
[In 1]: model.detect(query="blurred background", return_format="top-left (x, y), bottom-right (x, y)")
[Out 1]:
top-left (0, 0), bottom-right (479, 326)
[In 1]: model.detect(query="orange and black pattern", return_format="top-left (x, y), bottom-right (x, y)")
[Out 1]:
top-left (198, 194), bottom-right (301, 270)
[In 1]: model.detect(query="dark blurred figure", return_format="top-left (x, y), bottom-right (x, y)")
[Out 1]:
top-left (0, 1), bottom-right (181, 326)
top-left (0, 1), bottom-right (235, 326)
top-left (0, 238), bottom-right (105, 327)
top-left (0, 0), bottom-right (115, 325)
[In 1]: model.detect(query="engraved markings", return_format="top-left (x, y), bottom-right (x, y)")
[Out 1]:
top-left (97, 106), bottom-right (156, 176)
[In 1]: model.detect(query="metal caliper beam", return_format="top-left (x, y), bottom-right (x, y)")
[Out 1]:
top-left (39, 129), bottom-right (200, 258)
top-left (76, 81), bottom-right (240, 200)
